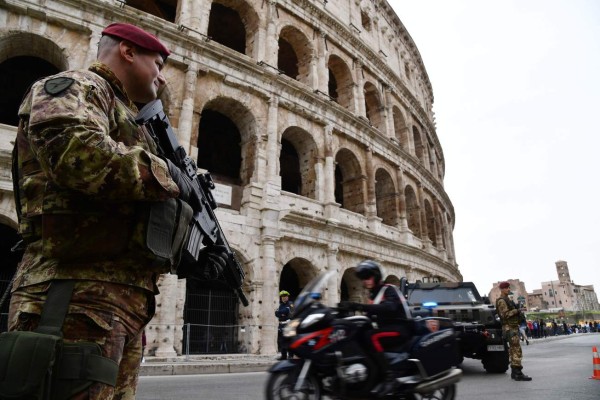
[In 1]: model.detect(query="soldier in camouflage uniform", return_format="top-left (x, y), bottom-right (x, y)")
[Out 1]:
top-left (9, 23), bottom-right (224, 399)
top-left (496, 281), bottom-right (532, 381)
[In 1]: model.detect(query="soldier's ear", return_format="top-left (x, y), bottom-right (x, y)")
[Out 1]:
top-left (119, 40), bottom-right (136, 63)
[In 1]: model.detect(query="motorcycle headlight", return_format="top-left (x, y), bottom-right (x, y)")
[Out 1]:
top-left (283, 319), bottom-right (300, 337)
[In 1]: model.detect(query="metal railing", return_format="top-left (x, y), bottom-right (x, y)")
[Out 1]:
top-left (181, 322), bottom-right (250, 358)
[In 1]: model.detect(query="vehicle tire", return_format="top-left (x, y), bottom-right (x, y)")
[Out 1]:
top-left (265, 370), bottom-right (322, 400)
top-left (405, 383), bottom-right (456, 400)
top-left (481, 349), bottom-right (509, 373)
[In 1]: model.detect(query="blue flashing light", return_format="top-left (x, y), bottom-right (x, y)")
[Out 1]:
top-left (423, 301), bottom-right (438, 309)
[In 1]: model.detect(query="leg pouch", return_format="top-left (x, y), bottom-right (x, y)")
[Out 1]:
top-left (0, 332), bottom-right (118, 400)
top-left (0, 330), bottom-right (61, 400)
top-left (52, 342), bottom-right (118, 400)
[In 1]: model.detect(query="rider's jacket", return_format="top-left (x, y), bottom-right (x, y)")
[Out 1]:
top-left (362, 284), bottom-right (410, 325)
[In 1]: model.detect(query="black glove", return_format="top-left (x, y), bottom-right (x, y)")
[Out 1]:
top-left (197, 244), bottom-right (229, 280)
top-left (338, 301), bottom-right (363, 311)
top-left (166, 159), bottom-right (200, 209)
top-left (176, 244), bottom-right (228, 280)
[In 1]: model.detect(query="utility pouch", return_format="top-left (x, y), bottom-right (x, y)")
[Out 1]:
top-left (0, 330), bottom-right (62, 400)
top-left (146, 198), bottom-right (193, 269)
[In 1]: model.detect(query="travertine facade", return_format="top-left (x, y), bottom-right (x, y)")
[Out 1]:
top-left (0, 0), bottom-right (460, 355)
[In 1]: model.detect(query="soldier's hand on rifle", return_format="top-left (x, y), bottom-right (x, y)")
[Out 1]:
top-left (165, 159), bottom-right (200, 209)
top-left (198, 244), bottom-right (229, 280)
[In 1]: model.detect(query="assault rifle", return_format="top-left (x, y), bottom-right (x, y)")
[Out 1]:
top-left (136, 99), bottom-right (249, 306)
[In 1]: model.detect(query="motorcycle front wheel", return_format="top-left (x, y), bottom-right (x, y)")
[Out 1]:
top-left (265, 370), bottom-right (322, 400)
top-left (404, 383), bottom-right (456, 400)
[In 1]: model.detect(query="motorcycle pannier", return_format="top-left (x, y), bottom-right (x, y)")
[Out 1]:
top-left (411, 317), bottom-right (460, 377)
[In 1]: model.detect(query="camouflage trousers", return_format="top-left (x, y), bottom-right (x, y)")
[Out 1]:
top-left (503, 325), bottom-right (523, 368)
top-left (8, 280), bottom-right (155, 400)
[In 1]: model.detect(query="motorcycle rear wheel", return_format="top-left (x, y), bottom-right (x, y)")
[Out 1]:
top-left (265, 370), bottom-right (322, 400)
top-left (404, 383), bottom-right (456, 400)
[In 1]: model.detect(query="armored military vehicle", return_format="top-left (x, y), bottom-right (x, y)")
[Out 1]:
top-left (401, 280), bottom-right (509, 373)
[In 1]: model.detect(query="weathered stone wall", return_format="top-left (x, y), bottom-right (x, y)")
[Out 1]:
top-left (0, 0), bottom-right (461, 355)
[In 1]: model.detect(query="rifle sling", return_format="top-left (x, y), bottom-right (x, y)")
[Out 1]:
top-left (35, 280), bottom-right (75, 337)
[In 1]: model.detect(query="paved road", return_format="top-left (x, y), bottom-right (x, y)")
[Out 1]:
top-left (137, 333), bottom-right (600, 399)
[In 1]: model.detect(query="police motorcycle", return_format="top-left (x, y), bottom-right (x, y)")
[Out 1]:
top-left (265, 272), bottom-right (462, 400)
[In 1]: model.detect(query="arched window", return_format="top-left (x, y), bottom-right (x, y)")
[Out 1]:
top-left (375, 168), bottom-right (397, 226)
top-left (334, 149), bottom-right (365, 215)
top-left (207, 3), bottom-right (246, 54)
top-left (327, 55), bottom-right (354, 110)
top-left (405, 185), bottom-right (421, 237)
top-left (280, 127), bottom-right (318, 199)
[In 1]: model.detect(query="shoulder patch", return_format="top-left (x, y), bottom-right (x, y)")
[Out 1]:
top-left (44, 77), bottom-right (75, 96)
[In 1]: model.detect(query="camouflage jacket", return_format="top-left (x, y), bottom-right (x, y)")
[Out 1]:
top-left (12, 62), bottom-right (180, 293)
top-left (496, 295), bottom-right (520, 327)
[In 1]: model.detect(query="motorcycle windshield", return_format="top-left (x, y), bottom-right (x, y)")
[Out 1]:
top-left (293, 271), bottom-right (335, 315)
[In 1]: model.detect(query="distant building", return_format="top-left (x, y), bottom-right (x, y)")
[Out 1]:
top-left (539, 261), bottom-right (599, 312)
top-left (488, 261), bottom-right (600, 313)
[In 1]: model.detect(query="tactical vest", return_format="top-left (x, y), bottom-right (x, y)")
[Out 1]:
top-left (496, 296), bottom-right (520, 325)
top-left (11, 67), bottom-right (187, 289)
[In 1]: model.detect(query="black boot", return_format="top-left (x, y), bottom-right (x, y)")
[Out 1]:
top-left (371, 371), bottom-right (399, 398)
top-left (511, 367), bottom-right (532, 381)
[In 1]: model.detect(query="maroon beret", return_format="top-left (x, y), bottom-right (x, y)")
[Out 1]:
top-left (102, 23), bottom-right (170, 59)
top-left (499, 281), bottom-right (510, 289)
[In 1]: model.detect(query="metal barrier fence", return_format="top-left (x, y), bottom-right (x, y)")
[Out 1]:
top-left (181, 322), bottom-right (251, 357)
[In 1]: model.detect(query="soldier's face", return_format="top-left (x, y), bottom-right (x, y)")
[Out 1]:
top-left (128, 49), bottom-right (166, 103)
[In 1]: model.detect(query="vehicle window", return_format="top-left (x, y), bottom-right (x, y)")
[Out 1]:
top-left (408, 288), bottom-right (479, 305)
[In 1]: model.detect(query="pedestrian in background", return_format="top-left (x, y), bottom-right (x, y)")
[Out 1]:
top-left (275, 290), bottom-right (294, 360)
top-left (496, 281), bottom-right (532, 381)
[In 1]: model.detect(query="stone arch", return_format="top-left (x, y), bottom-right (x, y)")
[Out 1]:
top-left (280, 126), bottom-right (318, 199)
top-left (412, 125), bottom-right (425, 165)
top-left (404, 184), bottom-right (421, 237)
top-left (392, 105), bottom-right (409, 150)
top-left (363, 81), bottom-right (384, 131)
top-left (437, 208), bottom-right (447, 250)
top-left (207, 0), bottom-right (259, 58)
top-left (384, 274), bottom-right (401, 286)
top-left (277, 25), bottom-right (313, 85)
top-left (341, 267), bottom-right (363, 302)
top-left (124, 0), bottom-right (178, 22)
top-left (424, 199), bottom-right (437, 246)
top-left (374, 167), bottom-right (397, 226)
top-left (0, 31), bottom-right (67, 126)
top-left (327, 53), bottom-right (354, 110)
top-left (279, 257), bottom-right (319, 300)
top-left (334, 148), bottom-right (365, 215)
top-left (197, 97), bottom-right (257, 205)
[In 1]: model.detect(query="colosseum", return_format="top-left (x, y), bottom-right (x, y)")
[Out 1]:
top-left (0, 0), bottom-right (461, 356)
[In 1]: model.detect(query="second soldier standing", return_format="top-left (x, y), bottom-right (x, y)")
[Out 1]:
top-left (496, 281), bottom-right (533, 381)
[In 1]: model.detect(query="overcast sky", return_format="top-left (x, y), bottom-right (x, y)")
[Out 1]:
top-left (387, 0), bottom-right (600, 296)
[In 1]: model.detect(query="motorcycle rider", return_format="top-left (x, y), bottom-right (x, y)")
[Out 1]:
top-left (339, 260), bottom-right (411, 397)
top-left (275, 290), bottom-right (294, 360)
